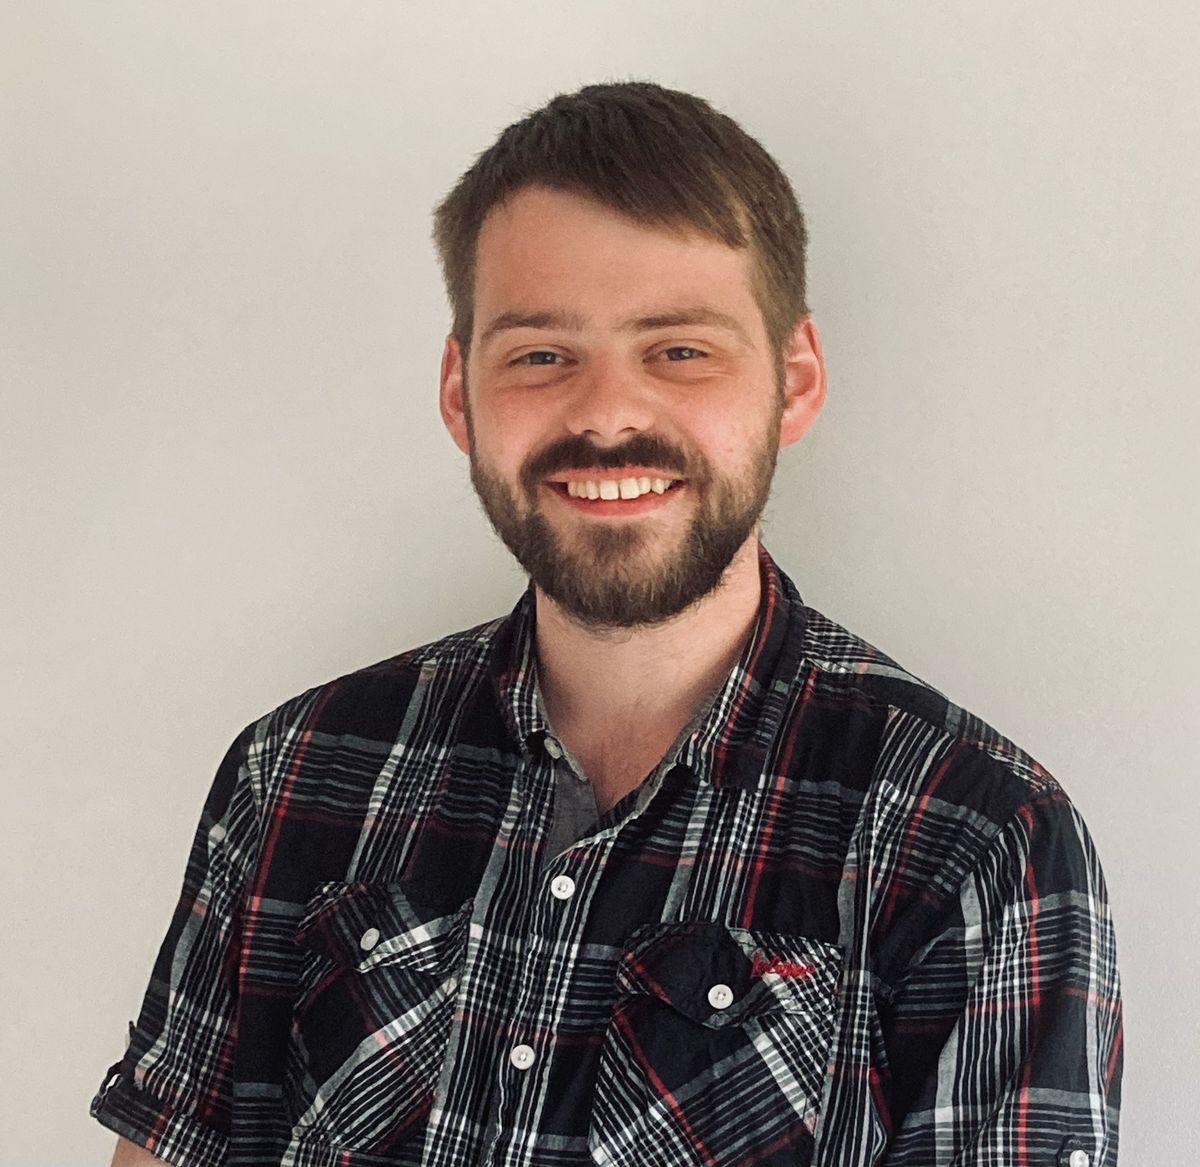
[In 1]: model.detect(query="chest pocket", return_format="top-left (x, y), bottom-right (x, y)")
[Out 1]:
top-left (589, 922), bottom-right (843, 1167)
top-left (286, 878), bottom-right (471, 1162)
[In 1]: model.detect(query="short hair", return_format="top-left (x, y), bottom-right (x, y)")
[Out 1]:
top-left (432, 81), bottom-right (809, 358)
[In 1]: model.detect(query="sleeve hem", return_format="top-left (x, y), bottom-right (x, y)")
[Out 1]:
top-left (90, 1069), bottom-right (229, 1167)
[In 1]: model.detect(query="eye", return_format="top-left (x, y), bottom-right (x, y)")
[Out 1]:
top-left (511, 350), bottom-right (563, 366)
top-left (662, 346), bottom-right (705, 361)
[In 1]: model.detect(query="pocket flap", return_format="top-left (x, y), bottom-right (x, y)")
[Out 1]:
top-left (615, 922), bottom-right (842, 1028)
top-left (294, 878), bottom-right (471, 976)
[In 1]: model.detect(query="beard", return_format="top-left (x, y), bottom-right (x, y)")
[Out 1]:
top-left (466, 415), bottom-right (781, 630)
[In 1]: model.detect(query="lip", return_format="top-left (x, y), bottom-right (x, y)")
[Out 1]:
top-left (542, 480), bottom-right (685, 517)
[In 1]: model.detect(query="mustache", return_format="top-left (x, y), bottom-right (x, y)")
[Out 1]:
top-left (522, 433), bottom-right (690, 488)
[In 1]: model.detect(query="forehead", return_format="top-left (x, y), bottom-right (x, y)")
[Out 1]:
top-left (472, 186), bottom-right (764, 334)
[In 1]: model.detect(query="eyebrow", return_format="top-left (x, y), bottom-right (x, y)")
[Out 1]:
top-left (478, 307), bottom-right (752, 348)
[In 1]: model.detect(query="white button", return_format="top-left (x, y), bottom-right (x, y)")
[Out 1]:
top-left (210, 824), bottom-right (226, 843)
top-left (359, 927), bottom-right (380, 951)
top-left (707, 983), bottom-right (734, 1010)
top-left (544, 737), bottom-right (563, 759)
top-left (550, 875), bottom-right (576, 900)
top-left (1067, 1152), bottom-right (1090, 1167)
top-left (509, 1043), bottom-right (536, 1070)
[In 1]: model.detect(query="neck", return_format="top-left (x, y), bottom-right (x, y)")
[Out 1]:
top-left (533, 535), bottom-right (763, 740)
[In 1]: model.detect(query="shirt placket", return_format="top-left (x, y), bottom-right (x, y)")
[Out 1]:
top-left (484, 732), bottom-right (632, 1166)
top-left (465, 740), bottom-right (569, 1166)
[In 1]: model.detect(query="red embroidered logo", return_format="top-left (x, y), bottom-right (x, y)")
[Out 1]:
top-left (751, 951), bottom-right (815, 979)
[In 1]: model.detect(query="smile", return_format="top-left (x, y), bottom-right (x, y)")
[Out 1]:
top-left (559, 476), bottom-right (679, 501)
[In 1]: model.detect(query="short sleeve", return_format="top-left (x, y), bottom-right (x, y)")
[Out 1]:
top-left (89, 722), bottom-right (263, 1167)
top-left (880, 787), bottom-right (1123, 1166)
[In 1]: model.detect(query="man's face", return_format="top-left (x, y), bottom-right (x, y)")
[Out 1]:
top-left (439, 185), bottom-right (822, 629)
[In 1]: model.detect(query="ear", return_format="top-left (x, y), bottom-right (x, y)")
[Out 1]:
top-left (439, 334), bottom-right (471, 455)
top-left (777, 316), bottom-right (827, 449)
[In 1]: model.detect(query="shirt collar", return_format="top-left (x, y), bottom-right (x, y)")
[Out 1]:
top-left (489, 543), bottom-right (808, 790)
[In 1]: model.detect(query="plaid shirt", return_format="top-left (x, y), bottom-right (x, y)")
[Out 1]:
top-left (91, 546), bottom-right (1122, 1166)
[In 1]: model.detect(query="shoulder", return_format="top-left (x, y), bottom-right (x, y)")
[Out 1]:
top-left (236, 614), bottom-right (512, 775)
top-left (794, 601), bottom-right (1060, 827)
top-left (792, 606), bottom-right (1114, 974)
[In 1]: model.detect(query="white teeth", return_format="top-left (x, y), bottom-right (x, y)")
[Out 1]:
top-left (561, 477), bottom-right (678, 500)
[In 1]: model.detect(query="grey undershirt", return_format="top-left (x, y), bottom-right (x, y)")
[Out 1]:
top-left (542, 762), bottom-right (600, 865)
top-left (534, 671), bottom-right (725, 868)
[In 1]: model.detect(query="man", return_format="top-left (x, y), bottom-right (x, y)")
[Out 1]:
top-left (94, 82), bottom-right (1122, 1167)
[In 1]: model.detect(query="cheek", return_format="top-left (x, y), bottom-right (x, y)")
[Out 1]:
top-left (694, 418), bottom-right (756, 464)
top-left (470, 400), bottom-right (545, 468)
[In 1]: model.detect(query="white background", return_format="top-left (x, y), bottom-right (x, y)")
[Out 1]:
top-left (3, 2), bottom-right (1197, 1162)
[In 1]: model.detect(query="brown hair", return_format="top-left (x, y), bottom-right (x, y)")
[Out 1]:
top-left (432, 81), bottom-right (809, 358)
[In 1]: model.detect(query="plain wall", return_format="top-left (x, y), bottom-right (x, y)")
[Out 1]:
top-left (4, 2), bottom-right (1197, 1162)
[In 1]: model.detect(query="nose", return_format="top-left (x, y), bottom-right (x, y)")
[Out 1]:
top-left (563, 354), bottom-right (656, 445)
